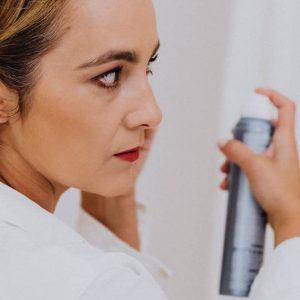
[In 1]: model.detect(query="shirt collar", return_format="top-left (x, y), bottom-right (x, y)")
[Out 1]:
top-left (0, 182), bottom-right (85, 245)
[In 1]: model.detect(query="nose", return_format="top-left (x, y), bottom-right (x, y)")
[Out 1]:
top-left (124, 79), bottom-right (163, 129)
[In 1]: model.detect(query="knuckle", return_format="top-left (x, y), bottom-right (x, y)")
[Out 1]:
top-left (225, 140), bottom-right (236, 153)
top-left (287, 99), bottom-right (296, 111)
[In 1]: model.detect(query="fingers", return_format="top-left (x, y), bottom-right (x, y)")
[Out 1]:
top-left (264, 141), bottom-right (276, 158)
top-left (220, 159), bottom-right (230, 174)
top-left (218, 139), bottom-right (257, 173)
top-left (256, 88), bottom-right (297, 161)
top-left (219, 176), bottom-right (229, 190)
top-left (219, 159), bottom-right (230, 190)
top-left (256, 88), bottom-right (296, 134)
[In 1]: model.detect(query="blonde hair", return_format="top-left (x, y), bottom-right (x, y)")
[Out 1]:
top-left (0, 0), bottom-right (69, 117)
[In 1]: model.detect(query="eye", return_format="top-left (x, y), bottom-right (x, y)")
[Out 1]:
top-left (94, 67), bottom-right (122, 89)
top-left (149, 53), bottom-right (159, 63)
top-left (93, 54), bottom-right (159, 89)
top-left (147, 53), bottom-right (159, 76)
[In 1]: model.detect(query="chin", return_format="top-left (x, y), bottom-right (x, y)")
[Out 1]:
top-left (77, 169), bottom-right (135, 197)
top-left (90, 178), bottom-right (134, 198)
top-left (109, 184), bottom-right (134, 198)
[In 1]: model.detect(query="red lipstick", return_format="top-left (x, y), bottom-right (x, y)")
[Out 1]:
top-left (114, 147), bottom-right (140, 162)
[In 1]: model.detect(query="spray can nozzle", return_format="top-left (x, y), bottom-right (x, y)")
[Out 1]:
top-left (241, 94), bottom-right (275, 121)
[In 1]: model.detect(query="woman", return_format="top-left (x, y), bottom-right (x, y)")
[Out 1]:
top-left (0, 0), bottom-right (300, 299)
top-left (0, 0), bottom-right (166, 299)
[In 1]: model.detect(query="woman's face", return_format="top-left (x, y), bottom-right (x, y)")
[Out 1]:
top-left (13, 0), bottom-right (162, 197)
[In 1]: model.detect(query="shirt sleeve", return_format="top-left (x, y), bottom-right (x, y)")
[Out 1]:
top-left (249, 237), bottom-right (300, 300)
top-left (74, 199), bottom-right (174, 293)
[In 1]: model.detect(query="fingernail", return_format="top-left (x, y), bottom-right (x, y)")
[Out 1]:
top-left (218, 139), bottom-right (229, 148)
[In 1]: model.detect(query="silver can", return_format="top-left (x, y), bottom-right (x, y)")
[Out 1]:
top-left (219, 117), bottom-right (274, 297)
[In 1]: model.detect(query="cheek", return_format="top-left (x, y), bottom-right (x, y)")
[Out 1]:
top-left (20, 91), bottom-right (115, 185)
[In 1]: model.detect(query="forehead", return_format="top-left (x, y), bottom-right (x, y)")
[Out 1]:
top-left (59, 0), bottom-right (158, 59)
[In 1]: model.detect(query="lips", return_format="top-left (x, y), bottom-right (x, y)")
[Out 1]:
top-left (114, 147), bottom-right (140, 162)
top-left (115, 147), bottom-right (140, 155)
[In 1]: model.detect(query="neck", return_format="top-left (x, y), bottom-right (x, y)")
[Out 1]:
top-left (0, 145), bottom-right (68, 213)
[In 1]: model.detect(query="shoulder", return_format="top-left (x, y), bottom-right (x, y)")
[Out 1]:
top-left (0, 221), bottom-right (166, 299)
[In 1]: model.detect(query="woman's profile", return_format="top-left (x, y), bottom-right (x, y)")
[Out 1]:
top-left (0, 1), bottom-right (166, 299)
top-left (1, 1), bottom-right (300, 299)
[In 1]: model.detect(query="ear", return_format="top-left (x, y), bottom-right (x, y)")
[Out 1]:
top-left (0, 81), bottom-right (19, 124)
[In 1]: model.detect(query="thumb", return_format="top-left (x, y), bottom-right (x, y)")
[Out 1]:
top-left (218, 140), bottom-right (257, 172)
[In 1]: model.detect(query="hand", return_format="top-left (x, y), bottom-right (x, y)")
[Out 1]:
top-left (80, 128), bottom-right (159, 250)
top-left (218, 88), bottom-right (300, 247)
top-left (81, 190), bottom-right (141, 250)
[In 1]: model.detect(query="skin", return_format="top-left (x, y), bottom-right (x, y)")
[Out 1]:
top-left (80, 128), bottom-right (157, 250)
top-left (0, 0), bottom-right (162, 222)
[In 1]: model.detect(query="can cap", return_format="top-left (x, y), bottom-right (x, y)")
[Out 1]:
top-left (241, 94), bottom-right (275, 121)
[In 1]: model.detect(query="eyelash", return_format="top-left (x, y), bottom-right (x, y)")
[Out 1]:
top-left (94, 54), bottom-right (158, 90)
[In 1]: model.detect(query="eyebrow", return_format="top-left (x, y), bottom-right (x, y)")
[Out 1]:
top-left (76, 40), bottom-right (160, 70)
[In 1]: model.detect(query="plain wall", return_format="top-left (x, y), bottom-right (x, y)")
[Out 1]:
top-left (206, 2), bottom-right (300, 299)
top-left (56, 1), bottom-right (233, 299)
top-left (142, 1), bottom-right (232, 299)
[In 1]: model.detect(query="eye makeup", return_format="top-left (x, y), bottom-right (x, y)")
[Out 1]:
top-left (93, 53), bottom-right (159, 90)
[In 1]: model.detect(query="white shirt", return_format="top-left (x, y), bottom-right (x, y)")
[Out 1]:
top-left (0, 182), bottom-right (167, 300)
top-left (1, 181), bottom-right (300, 299)
top-left (249, 238), bottom-right (300, 299)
